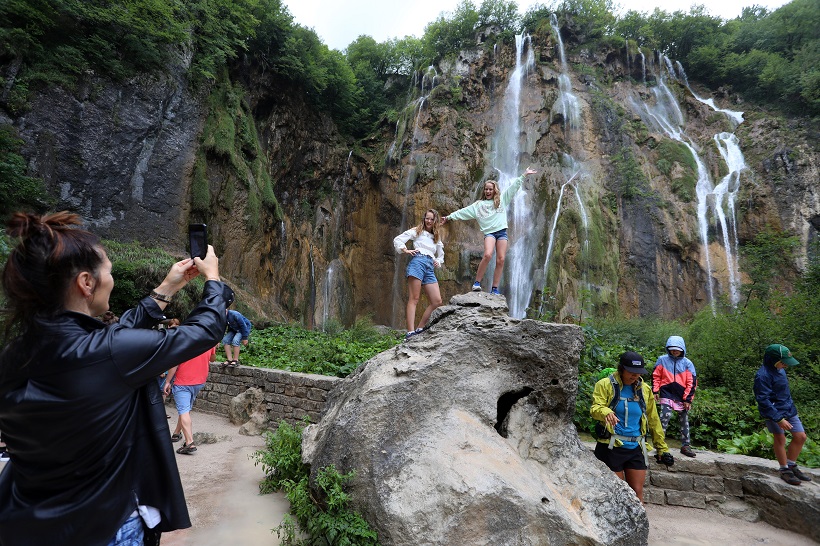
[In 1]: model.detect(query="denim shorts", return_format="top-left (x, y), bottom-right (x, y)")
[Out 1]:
top-left (106, 515), bottom-right (144, 546)
top-left (222, 331), bottom-right (243, 346)
top-left (406, 254), bottom-right (438, 285)
top-left (485, 228), bottom-right (508, 241)
top-left (765, 414), bottom-right (805, 434)
top-left (173, 384), bottom-right (204, 415)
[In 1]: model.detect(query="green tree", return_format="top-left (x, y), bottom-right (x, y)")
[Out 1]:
top-left (477, 0), bottom-right (521, 31)
top-left (184, 0), bottom-right (260, 82)
top-left (422, 0), bottom-right (479, 61)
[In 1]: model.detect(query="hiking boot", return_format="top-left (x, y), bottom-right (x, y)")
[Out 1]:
top-left (788, 465), bottom-right (812, 482)
top-left (780, 469), bottom-right (802, 486)
top-left (680, 445), bottom-right (696, 457)
top-left (490, 287), bottom-right (501, 295)
top-left (472, 281), bottom-right (482, 292)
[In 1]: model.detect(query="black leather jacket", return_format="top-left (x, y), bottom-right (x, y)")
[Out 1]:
top-left (0, 280), bottom-right (233, 545)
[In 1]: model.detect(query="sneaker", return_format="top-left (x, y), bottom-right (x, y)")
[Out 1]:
top-left (0, 452), bottom-right (9, 462)
top-left (680, 445), bottom-right (696, 457)
top-left (404, 330), bottom-right (418, 341)
top-left (780, 469), bottom-right (802, 486)
top-left (490, 287), bottom-right (501, 296)
top-left (472, 281), bottom-right (482, 291)
top-left (788, 465), bottom-right (812, 482)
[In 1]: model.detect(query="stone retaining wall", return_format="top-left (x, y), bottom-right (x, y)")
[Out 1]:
top-left (640, 447), bottom-right (819, 541)
top-left (192, 363), bottom-right (340, 425)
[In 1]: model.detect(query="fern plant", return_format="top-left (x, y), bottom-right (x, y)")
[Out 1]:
top-left (253, 420), bottom-right (380, 545)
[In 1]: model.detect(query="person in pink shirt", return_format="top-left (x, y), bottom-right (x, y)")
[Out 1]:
top-left (164, 346), bottom-right (217, 455)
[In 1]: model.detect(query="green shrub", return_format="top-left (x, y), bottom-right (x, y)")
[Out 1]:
top-left (253, 420), bottom-right (380, 546)
top-left (718, 431), bottom-right (820, 468)
top-left (256, 420), bottom-right (310, 494)
top-left (242, 319), bottom-right (400, 377)
top-left (0, 125), bottom-right (52, 215)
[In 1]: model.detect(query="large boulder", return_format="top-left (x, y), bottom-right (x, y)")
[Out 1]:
top-left (303, 293), bottom-right (649, 545)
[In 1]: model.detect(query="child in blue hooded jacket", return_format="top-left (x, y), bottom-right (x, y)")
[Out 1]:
top-left (653, 335), bottom-right (698, 457)
top-left (754, 344), bottom-right (812, 486)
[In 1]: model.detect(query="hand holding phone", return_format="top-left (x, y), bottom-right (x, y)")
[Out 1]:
top-left (189, 224), bottom-right (208, 260)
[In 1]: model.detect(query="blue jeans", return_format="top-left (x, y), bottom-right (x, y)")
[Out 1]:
top-left (107, 515), bottom-right (144, 546)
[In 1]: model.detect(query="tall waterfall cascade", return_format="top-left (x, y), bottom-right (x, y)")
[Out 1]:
top-left (490, 33), bottom-right (535, 318)
top-left (631, 56), bottom-right (747, 309)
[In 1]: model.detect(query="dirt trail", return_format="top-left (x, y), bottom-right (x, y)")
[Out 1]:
top-left (157, 410), bottom-right (815, 546)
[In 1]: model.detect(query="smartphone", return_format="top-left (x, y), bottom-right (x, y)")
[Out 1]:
top-left (189, 223), bottom-right (208, 260)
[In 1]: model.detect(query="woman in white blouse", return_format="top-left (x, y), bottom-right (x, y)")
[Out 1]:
top-left (393, 209), bottom-right (445, 339)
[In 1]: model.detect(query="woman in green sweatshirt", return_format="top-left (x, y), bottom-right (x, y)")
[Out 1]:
top-left (441, 168), bottom-right (537, 295)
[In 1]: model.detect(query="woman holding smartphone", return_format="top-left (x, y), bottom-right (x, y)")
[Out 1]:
top-left (0, 211), bottom-right (232, 545)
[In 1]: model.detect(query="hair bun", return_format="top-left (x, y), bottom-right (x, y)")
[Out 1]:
top-left (6, 211), bottom-right (82, 239)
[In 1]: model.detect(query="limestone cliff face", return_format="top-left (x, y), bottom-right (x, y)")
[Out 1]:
top-left (6, 31), bottom-right (818, 325)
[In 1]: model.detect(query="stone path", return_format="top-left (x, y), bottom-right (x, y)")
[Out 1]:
top-left (159, 409), bottom-right (288, 546)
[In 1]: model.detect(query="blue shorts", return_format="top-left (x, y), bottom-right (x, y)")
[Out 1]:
top-left (406, 254), bottom-right (438, 285)
top-left (173, 384), bottom-right (204, 415)
top-left (485, 228), bottom-right (508, 241)
top-left (222, 331), bottom-right (243, 346)
top-left (765, 414), bottom-right (805, 435)
top-left (107, 514), bottom-right (144, 546)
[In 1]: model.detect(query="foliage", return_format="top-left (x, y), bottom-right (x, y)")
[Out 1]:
top-left (255, 419), bottom-right (310, 494)
top-left (477, 0), bottom-right (521, 32)
top-left (551, 0), bottom-right (616, 42)
top-left (422, 1), bottom-right (480, 62)
top-left (0, 125), bottom-right (51, 215)
top-left (611, 148), bottom-right (647, 199)
top-left (242, 319), bottom-right (400, 377)
top-left (718, 430), bottom-right (820, 468)
top-left (253, 420), bottom-right (380, 546)
top-left (738, 228), bottom-right (800, 304)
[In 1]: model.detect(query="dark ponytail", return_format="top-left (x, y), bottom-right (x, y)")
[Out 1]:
top-left (2, 211), bottom-right (103, 341)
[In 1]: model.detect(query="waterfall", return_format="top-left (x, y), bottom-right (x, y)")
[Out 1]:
top-left (712, 134), bottom-right (743, 306)
top-left (550, 14), bottom-right (580, 129)
top-left (542, 171), bottom-right (580, 284)
top-left (489, 33), bottom-right (535, 318)
top-left (639, 52), bottom-right (646, 85)
top-left (321, 261), bottom-right (336, 331)
top-left (308, 246), bottom-right (316, 329)
top-left (632, 55), bottom-right (747, 310)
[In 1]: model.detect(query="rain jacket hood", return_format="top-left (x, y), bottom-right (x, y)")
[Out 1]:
top-left (665, 335), bottom-right (687, 356)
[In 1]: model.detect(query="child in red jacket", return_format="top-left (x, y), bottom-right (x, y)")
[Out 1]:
top-left (653, 335), bottom-right (698, 457)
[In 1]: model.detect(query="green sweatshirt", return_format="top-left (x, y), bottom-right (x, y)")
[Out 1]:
top-left (446, 176), bottom-right (524, 234)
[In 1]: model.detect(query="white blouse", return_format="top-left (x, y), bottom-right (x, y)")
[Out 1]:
top-left (393, 228), bottom-right (445, 266)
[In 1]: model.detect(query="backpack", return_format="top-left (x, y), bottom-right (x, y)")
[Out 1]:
top-left (594, 374), bottom-right (646, 440)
